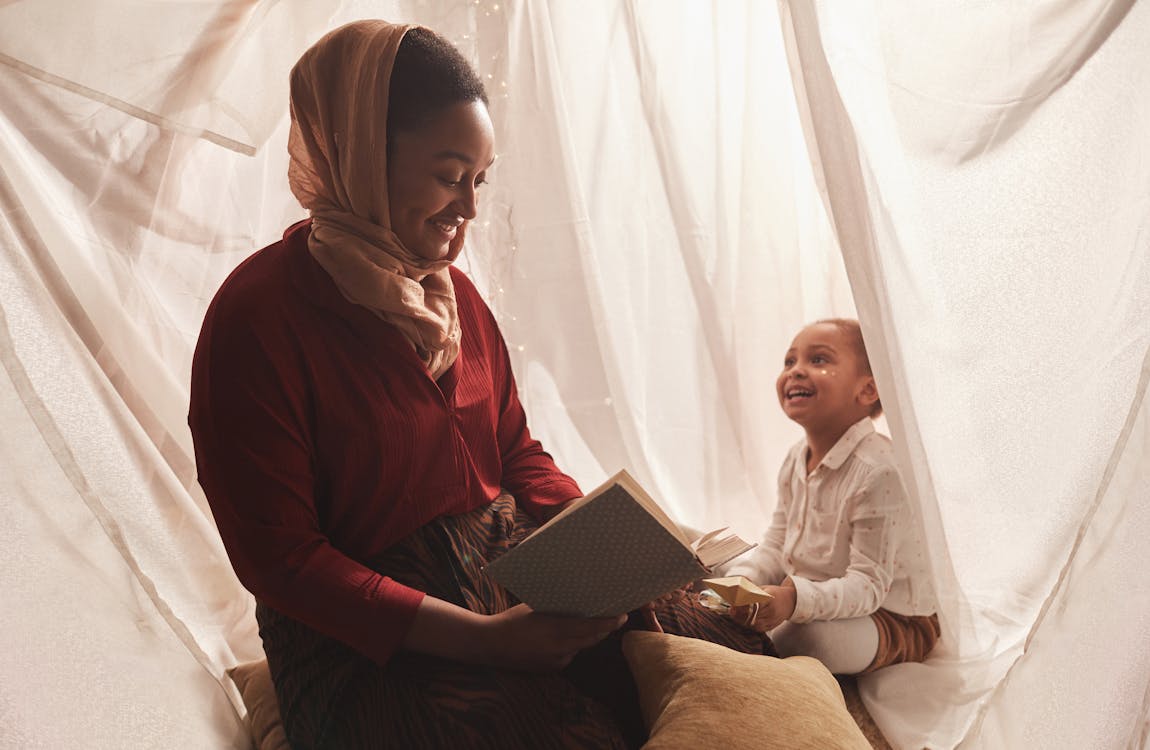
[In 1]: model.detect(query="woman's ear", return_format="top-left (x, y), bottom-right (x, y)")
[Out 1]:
top-left (857, 377), bottom-right (879, 409)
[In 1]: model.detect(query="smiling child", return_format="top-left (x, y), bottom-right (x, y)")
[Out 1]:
top-left (722, 319), bottom-right (939, 674)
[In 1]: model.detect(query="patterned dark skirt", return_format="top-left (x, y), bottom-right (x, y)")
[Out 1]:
top-left (257, 493), bottom-right (773, 749)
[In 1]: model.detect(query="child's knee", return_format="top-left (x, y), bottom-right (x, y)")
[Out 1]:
top-left (771, 618), bottom-right (879, 675)
top-left (770, 621), bottom-right (824, 658)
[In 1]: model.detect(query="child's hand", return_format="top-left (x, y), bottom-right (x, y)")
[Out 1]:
top-left (730, 578), bottom-right (797, 633)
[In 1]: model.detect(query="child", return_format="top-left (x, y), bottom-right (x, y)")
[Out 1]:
top-left (722, 319), bottom-right (938, 675)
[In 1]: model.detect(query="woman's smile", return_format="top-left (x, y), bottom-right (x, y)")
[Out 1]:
top-left (386, 100), bottom-right (495, 261)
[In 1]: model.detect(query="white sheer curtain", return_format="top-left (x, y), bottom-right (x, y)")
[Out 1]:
top-left (461, 0), bottom-right (850, 536)
top-left (1, 1), bottom-right (1147, 748)
top-left (783, 2), bottom-right (1150, 747)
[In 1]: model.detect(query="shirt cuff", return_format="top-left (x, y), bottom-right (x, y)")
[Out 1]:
top-left (360, 579), bottom-right (426, 666)
top-left (788, 575), bottom-right (819, 623)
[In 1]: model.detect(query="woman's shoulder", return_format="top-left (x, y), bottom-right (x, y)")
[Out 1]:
top-left (207, 221), bottom-right (314, 321)
top-left (198, 221), bottom-right (317, 354)
top-left (209, 225), bottom-right (303, 312)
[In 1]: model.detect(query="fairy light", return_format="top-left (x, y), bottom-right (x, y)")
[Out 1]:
top-left (453, 0), bottom-right (523, 332)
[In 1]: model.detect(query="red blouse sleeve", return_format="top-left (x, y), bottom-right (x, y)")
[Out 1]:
top-left (189, 284), bottom-right (423, 667)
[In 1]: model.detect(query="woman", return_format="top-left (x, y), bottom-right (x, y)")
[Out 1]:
top-left (190, 20), bottom-right (769, 749)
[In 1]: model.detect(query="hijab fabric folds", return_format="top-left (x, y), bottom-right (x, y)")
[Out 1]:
top-left (287, 20), bottom-right (464, 379)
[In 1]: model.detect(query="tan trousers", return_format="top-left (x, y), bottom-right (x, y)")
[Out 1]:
top-left (861, 609), bottom-right (941, 674)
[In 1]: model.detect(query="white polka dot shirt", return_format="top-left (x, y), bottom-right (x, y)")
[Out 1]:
top-left (724, 418), bottom-right (936, 623)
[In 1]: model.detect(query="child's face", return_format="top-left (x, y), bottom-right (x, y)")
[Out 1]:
top-left (776, 323), bottom-right (876, 433)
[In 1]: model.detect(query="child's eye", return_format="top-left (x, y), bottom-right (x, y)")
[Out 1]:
top-left (784, 357), bottom-right (796, 367)
top-left (811, 355), bottom-right (827, 364)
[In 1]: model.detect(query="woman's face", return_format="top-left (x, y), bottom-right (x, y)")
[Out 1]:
top-left (387, 100), bottom-right (495, 261)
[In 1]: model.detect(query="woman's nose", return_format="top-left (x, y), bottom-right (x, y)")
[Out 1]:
top-left (455, 185), bottom-right (478, 220)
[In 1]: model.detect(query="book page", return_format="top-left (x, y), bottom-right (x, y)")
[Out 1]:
top-left (486, 469), bottom-right (751, 616)
top-left (692, 528), bottom-right (756, 570)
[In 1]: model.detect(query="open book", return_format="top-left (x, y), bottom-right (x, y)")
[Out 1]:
top-left (485, 470), bottom-right (755, 617)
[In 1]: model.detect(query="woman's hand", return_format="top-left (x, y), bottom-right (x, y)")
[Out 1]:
top-left (730, 578), bottom-right (797, 633)
top-left (406, 597), bottom-right (624, 671)
top-left (479, 604), bottom-right (627, 672)
top-left (637, 587), bottom-right (688, 633)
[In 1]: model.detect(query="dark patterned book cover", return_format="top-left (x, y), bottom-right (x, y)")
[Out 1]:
top-left (486, 470), bottom-right (748, 617)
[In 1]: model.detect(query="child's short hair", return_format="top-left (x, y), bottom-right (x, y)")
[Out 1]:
top-left (816, 318), bottom-right (883, 418)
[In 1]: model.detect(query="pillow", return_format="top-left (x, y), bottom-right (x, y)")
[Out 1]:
top-left (227, 660), bottom-right (290, 750)
top-left (621, 632), bottom-right (871, 750)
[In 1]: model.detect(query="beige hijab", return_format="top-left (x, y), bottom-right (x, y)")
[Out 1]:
top-left (287, 20), bottom-right (463, 379)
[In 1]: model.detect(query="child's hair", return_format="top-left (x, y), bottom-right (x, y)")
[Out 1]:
top-left (816, 318), bottom-right (883, 418)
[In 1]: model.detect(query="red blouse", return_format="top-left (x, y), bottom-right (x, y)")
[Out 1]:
top-left (189, 221), bottom-right (581, 665)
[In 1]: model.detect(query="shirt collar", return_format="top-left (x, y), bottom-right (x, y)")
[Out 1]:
top-left (817, 417), bottom-right (875, 471)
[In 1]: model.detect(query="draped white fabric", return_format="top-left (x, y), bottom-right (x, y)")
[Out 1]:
top-left (783, 2), bottom-right (1150, 746)
top-left (1, 1), bottom-right (1146, 748)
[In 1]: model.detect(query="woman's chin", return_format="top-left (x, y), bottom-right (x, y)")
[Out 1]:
top-left (412, 241), bottom-right (453, 262)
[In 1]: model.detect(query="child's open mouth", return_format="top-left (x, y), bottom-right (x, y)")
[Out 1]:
top-left (786, 388), bottom-right (814, 402)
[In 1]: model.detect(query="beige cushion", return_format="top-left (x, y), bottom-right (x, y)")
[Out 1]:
top-left (227, 660), bottom-right (290, 750)
top-left (622, 631), bottom-right (871, 750)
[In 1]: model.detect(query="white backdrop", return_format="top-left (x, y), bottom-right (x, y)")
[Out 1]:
top-left (1, 1), bottom-right (1147, 748)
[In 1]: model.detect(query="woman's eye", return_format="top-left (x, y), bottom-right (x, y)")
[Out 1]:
top-left (439, 177), bottom-right (462, 187)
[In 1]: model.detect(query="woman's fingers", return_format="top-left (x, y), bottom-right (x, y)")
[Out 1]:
top-left (485, 606), bottom-right (627, 672)
top-left (545, 613), bottom-right (627, 667)
top-left (541, 612), bottom-right (626, 654)
top-left (571, 613), bottom-right (629, 643)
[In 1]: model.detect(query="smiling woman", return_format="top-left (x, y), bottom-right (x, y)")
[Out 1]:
top-left (385, 27), bottom-right (495, 262)
top-left (386, 100), bottom-right (495, 261)
top-left (187, 19), bottom-right (770, 750)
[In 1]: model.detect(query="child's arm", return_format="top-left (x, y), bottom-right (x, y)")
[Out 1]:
top-left (788, 464), bottom-right (905, 623)
top-left (719, 453), bottom-right (795, 584)
top-left (721, 505), bottom-right (787, 583)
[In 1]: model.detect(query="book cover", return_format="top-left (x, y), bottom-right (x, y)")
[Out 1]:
top-left (485, 470), bottom-right (751, 617)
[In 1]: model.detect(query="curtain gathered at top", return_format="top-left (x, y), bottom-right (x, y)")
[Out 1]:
top-left (0, 1), bottom-right (1146, 748)
top-left (782, 2), bottom-right (1150, 747)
